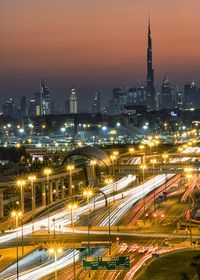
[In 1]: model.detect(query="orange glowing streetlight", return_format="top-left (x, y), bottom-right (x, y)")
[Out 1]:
top-left (139, 144), bottom-right (146, 163)
top-left (48, 246), bottom-right (63, 280)
top-left (67, 201), bottom-right (78, 280)
top-left (16, 180), bottom-right (26, 212)
top-left (28, 175), bottom-right (36, 244)
top-left (43, 168), bottom-right (52, 233)
top-left (129, 147), bottom-right (135, 158)
top-left (11, 210), bottom-right (23, 279)
top-left (67, 164), bottom-right (75, 196)
top-left (82, 187), bottom-right (94, 259)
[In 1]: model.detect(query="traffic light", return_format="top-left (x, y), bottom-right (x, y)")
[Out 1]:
top-left (116, 237), bottom-right (120, 245)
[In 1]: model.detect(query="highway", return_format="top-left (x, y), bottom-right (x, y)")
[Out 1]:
top-left (95, 174), bottom-right (174, 226)
top-left (1, 173), bottom-right (193, 280)
top-left (0, 175), bottom-right (136, 243)
top-left (3, 249), bottom-right (79, 280)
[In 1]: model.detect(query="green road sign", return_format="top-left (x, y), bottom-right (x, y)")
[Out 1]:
top-left (98, 256), bottom-right (116, 270)
top-left (115, 256), bottom-right (130, 270)
top-left (83, 257), bottom-right (98, 270)
top-left (83, 256), bottom-right (130, 271)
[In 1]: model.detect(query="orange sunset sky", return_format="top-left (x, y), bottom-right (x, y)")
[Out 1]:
top-left (1, 0), bottom-right (200, 107)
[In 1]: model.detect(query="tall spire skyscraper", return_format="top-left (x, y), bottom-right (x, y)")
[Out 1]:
top-left (146, 18), bottom-right (155, 109)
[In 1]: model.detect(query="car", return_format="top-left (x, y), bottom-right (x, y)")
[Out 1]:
top-left (138, 246), bottom-right (147, 253)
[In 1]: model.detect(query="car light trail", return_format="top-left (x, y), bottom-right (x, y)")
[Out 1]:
top-left (5, 249), bottom-right (79, 280)
top-left (98, 174), bottom-right (174, 226)
top-left (0, 175), bottom-right (136, 243)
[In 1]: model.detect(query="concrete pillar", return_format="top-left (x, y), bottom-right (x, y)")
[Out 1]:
top-left (49, 180), bottom-right (53, 204)
top-left (55, 179), bottom-right (59, 200)
top-left (0, 191), bottom-right (4, 218)
top-left (61, 177), bottom-right (65, 199)
top-left (42, 182), bottom-right (46, 206)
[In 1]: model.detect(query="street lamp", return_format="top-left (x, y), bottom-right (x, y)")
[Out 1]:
top-left (113, 150), bottom-right (119, 157)
top-left (67, 164), bottom-right (75, 196)
top-left (154, 140), bottom-right (160, 147)
top-left (11, 210), bottom-right (22, 280)
top-left (48, 246), bottom-right (63, 280)
top-left (178, 147), bottom-right (183, 160)
top-left (68, 202), bottom-right (78, 280)
top-left (82, 187), bottom-right (94, 257)
top-left (90, 160), bottom-right (97, 184)
top-left (105, 177), bottom-right (114, 202)
top-left (140, 164), bottom-right (147, 182)
top-left (185, 170), bottom-right (193, 245)
top-left (150, 159), bottom-right (157, 211)
top-left (129, 147), bottom-right (135, 159)
top-left (100, 189), bottom-right (111, 255)
top-left (28, 175), bottom-right (36, 245)
top-left (110, 155), bottom-right (116, 178)
top-left (162, 153), bottom-right (168, 191)
top-left (192, 139), bottom-right (197, 146)
top-left (140, 164), bottom-right (147, 212)
top-left (43, 168), bottom-right (52, 233)
top-left (148, 142), bottom-right (154, 153)
top-left (16, 180), bottom-right (26, 213)
top-left (139, 144), bottom-right (145, 164)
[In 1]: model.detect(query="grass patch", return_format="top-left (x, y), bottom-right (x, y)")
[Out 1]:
top-left (137, 250), bottom-right (200, 280)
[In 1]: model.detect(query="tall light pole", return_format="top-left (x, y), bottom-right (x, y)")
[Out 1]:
top-left (11, 210), bottom-right (22, 280)
top-left (185, 169), bottom-right (193, 245)
top-left (99, 189), bottom-right (111, 255)
top-left (140, 164), bottom-right (147, 212)
top-left (67, 164), bottom-right (75, 196)
top-left (43, 168), bottom-right (52, 233)
top-left (90, 160), bottom-right (97, 185)
top-left (28, 175), bottom-right (36, 245)
top-left (48, 246), bottom-right (63, 280)
top-left (150, 159), bottom-right (157, 211)
top-left (110, 155), bottom-right (116, 178)
top-left (139, 144), bottom-right (145, 164)
top-left (148, 142), bottom-right (154, 154)
top-left (129, 147), bottom-right (135, 160)
top-left (105, 178), bottom-right (114, 202)
top-left (68, 202), bottom-right (78, 280)
top-left (16, 180), bottom-right (26, 213)
top-left (82, 187), bottom-right (93, 279)
top-left (162, 153), bottom-right (168, 192)
top-left (113, 150), bottom-right (119, 176)
top-left (178, 147), bottom-right (183, 162)
top-left (82, 187), bottom-right (94, 257)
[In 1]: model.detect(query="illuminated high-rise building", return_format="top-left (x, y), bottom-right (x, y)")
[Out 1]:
top-left (92, 91), bottom-right (101, 113)
top-left (34, 92), bottom-right (41, 116)
top-left (40, 79), bottom-right (51, 115)
top-left (2, 98), bottom-right (16, 118)
top-left (184, 81), bottom-right (198, 109)
top-left (146, 18), bottom-right (156, 109)
top-left (161, 74), bottom-right (173, 109)
top-left (28, 99), bottom-right (36, 117)
top-left (69, 87), bottom-right (78, 114)
top-left (19, 96), bottom-right (27, 120)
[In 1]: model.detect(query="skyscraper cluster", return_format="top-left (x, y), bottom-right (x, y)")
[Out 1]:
top-left (107, 19), bottom-right (200, 114)
top-left (2, 19), bottom-right (200, 120)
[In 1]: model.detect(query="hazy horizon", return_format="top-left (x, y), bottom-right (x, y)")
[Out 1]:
top-left (1, 0), bottom-right (200, 109)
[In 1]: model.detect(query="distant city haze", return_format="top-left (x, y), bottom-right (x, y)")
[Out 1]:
top-left (1, 0), bottom-right (200, 109)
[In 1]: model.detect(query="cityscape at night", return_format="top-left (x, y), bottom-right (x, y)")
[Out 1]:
top-left (0, 1), bottom-right (200, 280)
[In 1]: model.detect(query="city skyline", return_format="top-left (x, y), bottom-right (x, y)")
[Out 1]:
top-left (1, 0), bottom-right (200, 109)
